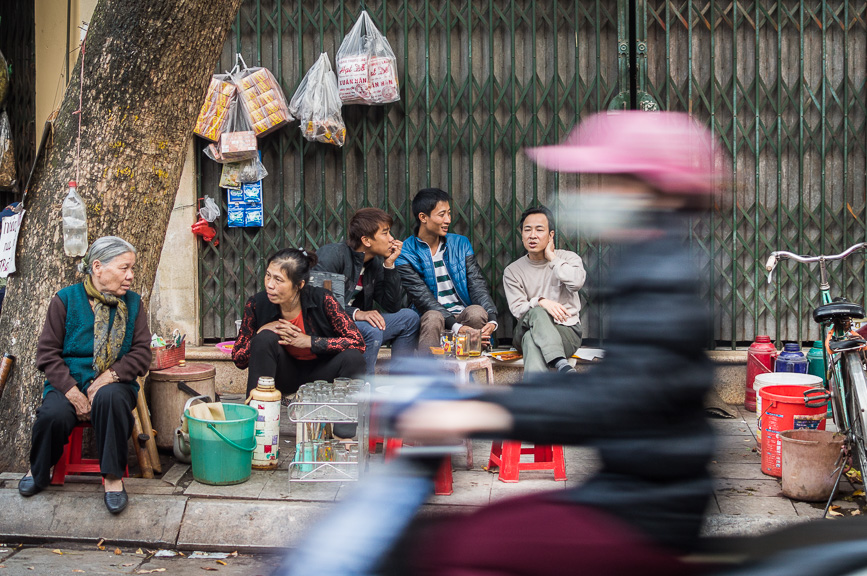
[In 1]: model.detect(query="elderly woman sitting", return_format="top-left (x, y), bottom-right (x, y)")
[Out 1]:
top-left (18, 236), bottom-right (151, 514)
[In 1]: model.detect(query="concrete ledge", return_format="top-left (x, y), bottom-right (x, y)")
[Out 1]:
top-left (178, 346), bottom-right (750, 404)
top-left (0, 488), bottom-right (186, 547)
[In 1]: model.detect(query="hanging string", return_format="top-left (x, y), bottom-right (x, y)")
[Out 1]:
top-left (72, 35), bottom-right (86, 185)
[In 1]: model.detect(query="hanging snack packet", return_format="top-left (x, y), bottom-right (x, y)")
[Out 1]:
top-left (227, 204), bottom-right (246, 227)
top-left (244, 204), bottom-right (264, 227)
top-left (194, 74), bottom-right (237, 142)
top-left (234, 58), bottom-right (293, 138)
top-left (218, 99), bottom-right (258, 162)
top-left (336, 11), bottom-right (400, 105)
top-left (289, 53), bottom-right (347, 147)
top-left (220, 162), bottom-right (243, 189)
top-left (242, 180), bottom-right (263, 204)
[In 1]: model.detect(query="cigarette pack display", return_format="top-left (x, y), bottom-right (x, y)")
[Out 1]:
top-left (194, 76), bottom-right (237, 142)
top-left (220, 131), bottom-right (258, 161)
top-left (236, 67), bottom-right (292, 137)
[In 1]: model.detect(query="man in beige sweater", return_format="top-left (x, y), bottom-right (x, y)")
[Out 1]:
top-left (503, 206), bottom-right (586, 374)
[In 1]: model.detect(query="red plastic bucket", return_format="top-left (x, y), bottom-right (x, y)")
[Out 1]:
top-left (760, 384), bottom-right (827, 477)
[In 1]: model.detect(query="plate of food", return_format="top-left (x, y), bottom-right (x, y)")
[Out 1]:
top-left (488, 350), bottom-right (523, 362)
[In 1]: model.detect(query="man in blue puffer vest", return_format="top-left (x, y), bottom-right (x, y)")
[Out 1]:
top-left (395, 188), bottom-right (498, 353)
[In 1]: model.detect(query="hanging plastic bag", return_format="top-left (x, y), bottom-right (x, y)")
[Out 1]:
top-left (289, 53), bottom-right (346, 147)
top-left (198, 195), bottom-right (221, 222)
top-left (193, 73), bottom-right (237, 142)
top-left (336, 11), bottom-right (400, 105)
top-left (234, 55), bottom-right (293, 138)
top-left (220, 157), bottom-right (268, 188)
top-left (218, 99), bottom-right (258, 162)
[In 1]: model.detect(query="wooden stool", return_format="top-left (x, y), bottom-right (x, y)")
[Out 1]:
top-left (487, 441), bottom-right (566, 483)
top-left (50, 422), bottom-right (129, 485)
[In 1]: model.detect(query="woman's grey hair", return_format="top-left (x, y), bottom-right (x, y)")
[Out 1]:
top-left (77, 236), bottom-right (137, 275)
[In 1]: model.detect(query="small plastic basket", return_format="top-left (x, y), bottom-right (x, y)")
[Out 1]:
top-left (150, 342), bottom-right (186, 371)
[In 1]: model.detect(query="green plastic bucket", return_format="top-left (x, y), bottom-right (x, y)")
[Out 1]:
top-left (186, 403), bottom-right (257, 485)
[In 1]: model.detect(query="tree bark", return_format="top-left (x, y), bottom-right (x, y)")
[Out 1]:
top-left (0, 0), bottom-right (242, 470)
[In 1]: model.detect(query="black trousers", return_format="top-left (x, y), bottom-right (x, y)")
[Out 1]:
top-left (246, 330), bottom-right (366, 396)
top-left (29, 384), bottom-right (137, 488)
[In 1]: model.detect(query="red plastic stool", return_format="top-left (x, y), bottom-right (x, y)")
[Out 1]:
top-left (383, 438), bottom-right (454, 495)
top-left (487, 441), bottom-right (566, 483)
top-left (50, 423), bottom-right (128, 486)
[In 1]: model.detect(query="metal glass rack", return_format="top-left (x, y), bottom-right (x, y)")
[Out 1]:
top-left (286, 388), bottom-right (369, 487)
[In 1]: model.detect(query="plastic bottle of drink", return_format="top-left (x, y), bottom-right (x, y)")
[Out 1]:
top-left (745, 335), bottom-right (775, 411)
top-left (774, 342), bottom-right (808, 373)
top-left (806, 341), bottom-right (826, 384)
top-left (62, 181), bottom-right (88, 257)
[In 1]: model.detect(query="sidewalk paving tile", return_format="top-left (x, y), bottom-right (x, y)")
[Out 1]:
top-left (489, 476), bottom-right (566, 502)
top-left (0, 546), bottom-right (147, 575)
top-left (260, 472), bottom-right (341, 501)
top-left (177, 499), bottom-right (331, 551)
top-left (427, 470), bottom-right (493, 506)
top-left (0, 489), bottom-right (185, 547)
top-left (709, 463), bottom-right (770, 480)
top-left (122, 477), bottom-right (177, 495)
top-left (716, 493), bottom-right (798, 516)
top-left (714, 478), bottom-right (784, 498)
top-left (136, 553), bottom-right (283, 576)
top-left (705, 496), bottom-right (721, 515)
top-left (709, 419), bottom-right (753, 437)
top-left (701, 514), bottom-right (811, 537)
top-left (183, 470), bottom-right (271, 499)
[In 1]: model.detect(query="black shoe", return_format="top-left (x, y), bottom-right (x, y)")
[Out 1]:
top-left (557, 364), bottom-right (577, 374)
top-left (104, 487), bottom-right (128, 514)
top-left (18, 475), bottom-right (42, 497)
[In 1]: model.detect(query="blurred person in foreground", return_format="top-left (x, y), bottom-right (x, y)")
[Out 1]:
top-left (393, 111), bottom-right (720, 576)
top-left (19, 237), bottom-right (151, 515)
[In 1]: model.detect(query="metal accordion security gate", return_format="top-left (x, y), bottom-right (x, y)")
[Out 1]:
top-left (198, 0), bottom-right (866, 349)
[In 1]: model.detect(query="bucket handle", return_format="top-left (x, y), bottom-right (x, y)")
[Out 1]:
top-left (207, 423), bottom-right (256, 453)
top-left (804, 387), bottom-right (830, 408)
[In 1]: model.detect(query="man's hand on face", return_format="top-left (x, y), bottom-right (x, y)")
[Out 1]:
top-left (356, 309), bottom-right (387, 330)
top-left (384, 239), bottom-right (403, 267)
top-left (544, 233), bottom-right (557, 262)
top-left (539, 298), bottom-right (571, 323)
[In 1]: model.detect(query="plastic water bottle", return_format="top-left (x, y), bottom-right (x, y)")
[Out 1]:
top-left (774, 342), bottom-right (808, 373)
top-left (806, 341), bottom-right (826, 384)
top-left (62, 181), bottom-right (87, 257)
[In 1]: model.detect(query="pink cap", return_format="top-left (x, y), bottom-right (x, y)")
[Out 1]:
top-left (525, 111), bottom-right (719, 194)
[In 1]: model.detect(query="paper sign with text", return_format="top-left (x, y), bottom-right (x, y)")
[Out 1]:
top-left (0, 209), bottom-right (25, 278)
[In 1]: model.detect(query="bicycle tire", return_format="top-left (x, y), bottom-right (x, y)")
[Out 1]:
top-left (844, 353), bottom-right (867, 479)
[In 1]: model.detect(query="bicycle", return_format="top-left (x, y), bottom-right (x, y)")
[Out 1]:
top-left (766, 242), bottom-right (867, 514)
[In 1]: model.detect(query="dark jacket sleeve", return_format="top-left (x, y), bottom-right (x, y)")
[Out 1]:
top-left (397, 263), bottom-right (457, 329)
top-left (36, 296), bottom-right (78, 394)
top-left (109, 303), bottom-right (152, 382)
top-left (232, 298), bottom-right (257, 369)
top-left (310, 293), bottom-right (366, 355)
top-left (373, 264), bottom-right (403, 314)
top-left (465, 254), bottom-right (498, 323)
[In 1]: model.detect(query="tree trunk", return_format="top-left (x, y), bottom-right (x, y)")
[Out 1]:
top-left (0, 0), bottom-right (242, 471)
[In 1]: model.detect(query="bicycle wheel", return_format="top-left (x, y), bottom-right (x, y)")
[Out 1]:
top-left (844, 353), bottom-right (867, 478)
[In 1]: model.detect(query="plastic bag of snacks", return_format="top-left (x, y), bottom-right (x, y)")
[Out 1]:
top-left (289, 53), bottom-right (346, 147)
top-left (336, 10), bottom-right (400, 105)
top-left (220, 156), bottom-right (268, 189)
top-left (234, 56), bottom-right (293, 138)
top-left (193, 73), bottom-right (237, 142)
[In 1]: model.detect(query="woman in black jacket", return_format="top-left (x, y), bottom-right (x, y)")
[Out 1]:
top-left (232, 248), bottom-right (365, 397)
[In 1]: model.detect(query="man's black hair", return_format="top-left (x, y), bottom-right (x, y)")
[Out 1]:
top-left (518, 205), bottom-right (555, 231)
top-left (411, 188), bottom-right (451, 234)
